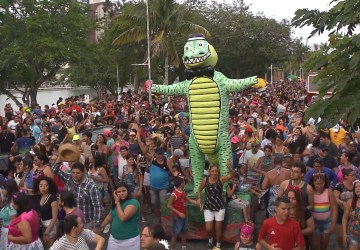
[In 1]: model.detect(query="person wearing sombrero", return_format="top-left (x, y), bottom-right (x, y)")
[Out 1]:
top-left (51, 143), bottom-right (103, 234)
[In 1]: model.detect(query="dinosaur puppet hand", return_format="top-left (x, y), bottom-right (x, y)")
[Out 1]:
top-left (252, 78), bottom-right (267, 88)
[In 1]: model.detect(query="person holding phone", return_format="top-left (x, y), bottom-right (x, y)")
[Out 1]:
top-left (100, 182), bottom-right (141, 249)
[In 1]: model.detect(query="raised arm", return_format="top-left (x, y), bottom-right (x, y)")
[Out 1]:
top-left (151, 80), bottom-right (189, 96)
top-left (219, 71), bottom-right (258, 93)
top-left (51, 162), bottom-right (70, 184)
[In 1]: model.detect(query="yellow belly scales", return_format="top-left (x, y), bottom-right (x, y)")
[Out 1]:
top-left (189, 77), bottom-right (220, 154)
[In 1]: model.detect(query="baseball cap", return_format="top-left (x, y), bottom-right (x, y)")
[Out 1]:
top-left (318, 143), bottom-right (328, 151)
top-left (155, 147), bottom-right (165, 155)
top-left (173, 149), bottom-right (184, 156)
top-left (240, 223), bottom-right (254, 238)
top-left (230, 137), bottom-right (240, 143)
top-left (35, 119), bottom-right (41, 124)
top-left (72, 134), bottom-right (80, 141)
top-left (104, 129), bottom-right (111, 136)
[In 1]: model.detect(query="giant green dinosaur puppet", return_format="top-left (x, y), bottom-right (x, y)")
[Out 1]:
top-left (152, 34), bottom-right (259, 193)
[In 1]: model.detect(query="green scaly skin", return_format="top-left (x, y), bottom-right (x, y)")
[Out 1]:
top-left (152, 37), bottom-right (257, 195)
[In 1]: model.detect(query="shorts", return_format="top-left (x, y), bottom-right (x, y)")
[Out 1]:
top-left (41, 219), bottom-right (58, 239)
top-left (143, 172), bottom-right (150, 186)
top-left (204, 209), bottom-right (226, 222)
top-left (347, 232), bottom-right (360, 246)
top-left (227, 199), bottom-right (249, 209)
top-left (314, 218), bottom-right (332, 234)
top-left (150, 188), bottom-right (167, 206)
top-left (172, 217), bottom-right (188, 236)
top-left (239, 184), bottom-right (251, 192)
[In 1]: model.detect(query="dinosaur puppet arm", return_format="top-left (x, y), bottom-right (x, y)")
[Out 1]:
top-left (151, 81), bottom-right (189, 96)
top-left (220, 72), bottom-right (258, 93)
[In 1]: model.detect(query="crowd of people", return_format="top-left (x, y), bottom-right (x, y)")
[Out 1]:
top-left (0, 80), bottom-right (358, 250)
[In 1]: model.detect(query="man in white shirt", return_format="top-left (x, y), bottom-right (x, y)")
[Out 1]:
top-left (243, 140), bottom-right (264, 184)
top-left (7, 116), bottom-right (19, 135)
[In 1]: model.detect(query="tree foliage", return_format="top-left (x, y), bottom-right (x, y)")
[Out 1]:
top-left (112, 0), bottom-right (210, 84)
top-left (292, 0), bottom-right (360, 127)
top-left (0, 0), bottom-right (94, 107)
top-left (196, 0), bottom-right (294, 78)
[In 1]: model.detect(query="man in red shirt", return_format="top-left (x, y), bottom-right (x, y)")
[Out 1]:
top-left (259, 196), bottom-right (305, 250)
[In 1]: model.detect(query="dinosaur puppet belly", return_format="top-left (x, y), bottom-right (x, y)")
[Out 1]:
top-left (189, 77), bottom-right (220, 154)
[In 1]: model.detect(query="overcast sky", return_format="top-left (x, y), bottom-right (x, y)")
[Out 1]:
top-left (242, 0), bottom-right (332, 45)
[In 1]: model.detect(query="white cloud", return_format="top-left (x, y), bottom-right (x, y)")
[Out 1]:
top-left (242, 0), bottom-right (332, 45)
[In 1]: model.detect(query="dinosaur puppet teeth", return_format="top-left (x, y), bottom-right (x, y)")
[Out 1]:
top-left (185, 51), bottom-right (210, 64)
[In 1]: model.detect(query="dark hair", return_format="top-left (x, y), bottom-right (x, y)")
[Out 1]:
top-left (125, 154), bottom-right (137, 160)
top-left (1, 179), bottom-right (19, 205)
top-left (90, 144), bottom-right (98, 151)
top-left (56, 215), bottom-right (79, 240)
top-left (208, 165), bottom-right (219, 172)
top-left (352, 181), bottom-right (360, 210)
top-left (274, 156), bottom-right (283, 165)
top-left (33, 176), bottom-right (57, 194)
top-left (60, 190), bottom-right (76, 208)
top-left (162, 115), bottom-right (172, 124)
top-left (35, 152), bottom-right (48, 164)
top-left (313, 157), bottom-right (324, 166)
top-left (144, 223), bottom-right (165, 240)
top-left (342, 168), bottom-right (354, 178)
top-left (287, 189), bottom-right (305, 228)
top-left (319, 131), bottom-right (330, 140)
top-left (292, 162), bottom-right (306, 174)
top-left (264, 145), bottom-right (272, 152)
top-left (97, 133), bottom-right (107, 143)
top-left (276, 134), bottom-right (284, 141)
top-left (71, 162), bottom-right (85, 172)
top-left (309, 171), bottom-right (330, 189)
top-left (112, 182), bottom-right (131, 208)
top-left (173, 177), bottom-right (185, 188)
top-left (93, 153), bottom-right (107, 169)
top-left (50, 144), bottom-right (59, 153)
top-left (120, 146), bottom-right (128, 151)
top-left (12, 192), bottom-right (32, 216)
top-left (265, 128), bottom-right (277, 140)
top-left (274, 196), bottom-right (290, 207)
top-left (22, 156), bottom-right (33, 170)
top-left (341, 151), bottom-right (351, 162)
top-left (82, 131), bottom-right (92, 139)
top-left (13, 155), bottom-right (23, 163)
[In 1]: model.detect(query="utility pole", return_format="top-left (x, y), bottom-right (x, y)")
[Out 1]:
top-left (146, 0), bottom-right (152, 105)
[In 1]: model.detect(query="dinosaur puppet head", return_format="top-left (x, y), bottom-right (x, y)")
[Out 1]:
top-left (183, 34), bottom-right (218, 69)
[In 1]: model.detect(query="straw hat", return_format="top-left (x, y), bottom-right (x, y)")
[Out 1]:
top-left (59, 143), bottom-right (80, 162)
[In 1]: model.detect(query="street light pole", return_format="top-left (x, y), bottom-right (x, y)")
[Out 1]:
top-left (145, 0), bottom-right (152, 105)
top-left (270, 64), bottom-right (273, 84)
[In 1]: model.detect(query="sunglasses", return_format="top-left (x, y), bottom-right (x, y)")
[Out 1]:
top-left (312, 172), bottom-right (326, 180)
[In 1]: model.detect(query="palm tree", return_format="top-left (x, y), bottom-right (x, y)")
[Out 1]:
top-left (112, 0), bottom-right (210, 85)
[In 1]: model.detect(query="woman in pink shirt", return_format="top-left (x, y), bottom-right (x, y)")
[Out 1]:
top-left (8, 192), bottom-right (44, 249)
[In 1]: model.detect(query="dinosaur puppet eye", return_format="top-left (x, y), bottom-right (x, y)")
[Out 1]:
top-left (198, 42), bottom-right (203, 47)
top-left (185, 46), bottom-right (189, 50)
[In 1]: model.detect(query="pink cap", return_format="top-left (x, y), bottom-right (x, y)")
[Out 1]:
top-left (230, 137), bottom-right (240, 143)
top-left (240, 223), bottom-right (254, 238)
top-left (104, 129), bottom-right (111, 136)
